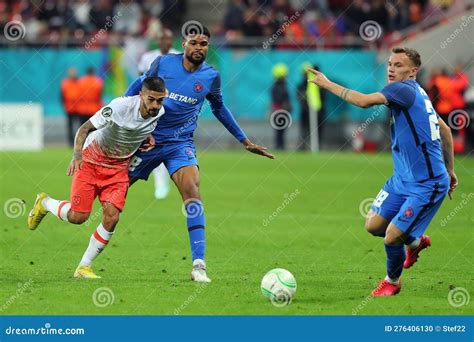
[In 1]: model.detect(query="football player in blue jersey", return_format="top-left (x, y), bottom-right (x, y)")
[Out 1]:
top-left (308, 47), bottom-right (458, 296)
top-left (125, 26), bottom-right (274, 282)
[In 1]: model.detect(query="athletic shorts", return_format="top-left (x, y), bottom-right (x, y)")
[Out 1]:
top-left (370, 174), bottom-right (449, 238)
top-left (128, 141), bottom-right (198, 180)
top-left (70, 161), bottom-right (129, 213)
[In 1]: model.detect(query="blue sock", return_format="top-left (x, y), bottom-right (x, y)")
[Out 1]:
top-left (384, 243), bottom-right (405, 281)
top-left (185, 199), bottom-right (205, 261)
top-left (404, 235), bottom-right (415, 245)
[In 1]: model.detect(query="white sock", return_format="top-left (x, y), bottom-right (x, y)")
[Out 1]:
top-left (42, 197), bottom-right (71, 221)
top-left (79, 224), bottom-right (113, 267)
top-left (407, 238), bottom-right (421, 249)
top-left (385, 275), bottom-right (399, 285)
top-left (153, 165), bottom-right (169, 191)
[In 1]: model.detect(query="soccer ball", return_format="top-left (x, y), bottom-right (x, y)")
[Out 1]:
top-left (261, 268), bottom-right (297, 306)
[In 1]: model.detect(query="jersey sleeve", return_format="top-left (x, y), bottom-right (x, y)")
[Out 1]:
top-left (380, 82), bottom-right (416, 109)
top-left (206, 72), bottom-right (247, 142)
top-left (89, 97), bottom-right (127, 129)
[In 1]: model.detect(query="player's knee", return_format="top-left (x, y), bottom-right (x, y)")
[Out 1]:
top-left (68, 211), bottom-right (90, 225)
top-left (182, 182), bottom-right (200, 200)
top-left (365, 217), bottom-right (379, 235)
top-left (384, 235), bottom-right (400, 245)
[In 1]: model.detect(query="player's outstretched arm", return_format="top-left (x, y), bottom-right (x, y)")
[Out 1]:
top-left (438, 118), bottom-right (458, 199)
top-left (207, 73), bottom-right (274, 159)
top-left (242, 138), bottom-right (275, 159)
top-left (67, 120), bottom-right (96, 176)
top-left (307, 68), bottom-right (387, 108)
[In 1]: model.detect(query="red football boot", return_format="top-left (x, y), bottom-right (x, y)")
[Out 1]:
top-left (370, 279), bottom-right (402, 297)
top-left (404, 235), bottom-right (431, 269)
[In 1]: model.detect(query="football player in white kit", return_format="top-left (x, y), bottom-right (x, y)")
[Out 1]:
top-left (27, 77), bottom-right (167, 279)
top-left (138, 29), bottom-right (179, 200)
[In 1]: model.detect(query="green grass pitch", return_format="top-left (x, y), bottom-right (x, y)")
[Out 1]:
top-left (1, 149), bottom-right (473, 315)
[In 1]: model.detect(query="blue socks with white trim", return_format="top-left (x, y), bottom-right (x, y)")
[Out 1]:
top-left (384, 243), bottom-right (405, 283)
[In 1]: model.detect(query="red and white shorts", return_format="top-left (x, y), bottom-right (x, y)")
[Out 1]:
top-left (70, 161), bottom-right (129, 213)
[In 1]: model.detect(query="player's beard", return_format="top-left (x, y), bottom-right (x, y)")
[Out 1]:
top-left (186, 51), bottom-right (206, 66)
top-left (141, 103), bottom-right (159, 118)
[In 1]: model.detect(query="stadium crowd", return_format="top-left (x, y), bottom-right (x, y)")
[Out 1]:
top-left (0, 0), bottom-right (461, 47)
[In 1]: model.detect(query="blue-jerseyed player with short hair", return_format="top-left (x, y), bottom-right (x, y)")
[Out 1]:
top-left (308, 47), bottom-right (458, 296)
top-left (125, 26), bottom-right (274, 283)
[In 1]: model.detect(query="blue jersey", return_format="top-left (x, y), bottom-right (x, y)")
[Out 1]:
top-left (125, 53), bottom-right (247, 144)
top-left (381, 80), bottom-right (446, 182)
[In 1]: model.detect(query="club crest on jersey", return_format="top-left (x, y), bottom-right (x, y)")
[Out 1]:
top-left (398, 207), bottom-right (414, 222)
top-left (102, 107), bottom-right (112, 117)
top-left (194, 82), bottom-right (203, 93)
top-left (72, 195), bottom-right (81, 206)
top-left (185, 148), bottom-right (194, 159)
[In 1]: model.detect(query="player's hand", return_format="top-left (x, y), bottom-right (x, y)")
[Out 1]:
top-left (242, 139), bottom-right (274, 159)
top-left (139, 135), bottom-right (155, 152)
top-left (307, 68), bottom-right (331, 88)
top-left (447, 170), bottom-right (458, 200)
top-left (67, 156), bottom-right (83, 176)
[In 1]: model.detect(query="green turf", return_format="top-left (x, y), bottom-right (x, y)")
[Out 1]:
top-left (0, 149), bottom-right (473, 315)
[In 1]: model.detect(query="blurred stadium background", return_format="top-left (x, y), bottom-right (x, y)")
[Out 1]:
top-left (1, 0), bottom-right (473, 316)
top-left (0, 0), bottom-right (473, 152)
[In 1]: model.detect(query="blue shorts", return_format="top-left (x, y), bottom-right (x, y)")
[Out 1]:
top-left (128, 141), bottom-right (198, 180)
top-left (370, 174), bottom-right (449, 238)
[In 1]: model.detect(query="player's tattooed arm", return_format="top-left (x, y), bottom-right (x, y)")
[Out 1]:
top-left (438, 118), bottom-right (457, 199)
top-left (67, 120), bottom-right (97, 176)
top-left (307, 68), bottom-right (386, 108)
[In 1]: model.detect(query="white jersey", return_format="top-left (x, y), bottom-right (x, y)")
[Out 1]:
top-left (82, 96), bottom-right (164, 169)
top-left (137, 48), bottom-right (180, 74)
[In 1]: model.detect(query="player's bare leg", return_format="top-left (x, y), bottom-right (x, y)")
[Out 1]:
top-left (371, 224), bottom-right (405, 296)
top-left (172, 165), bottom-right (211, 283)
top-left (364, 211), bottom-right (389, 237)
top-left (75, 201), bottom-right (120, 279)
